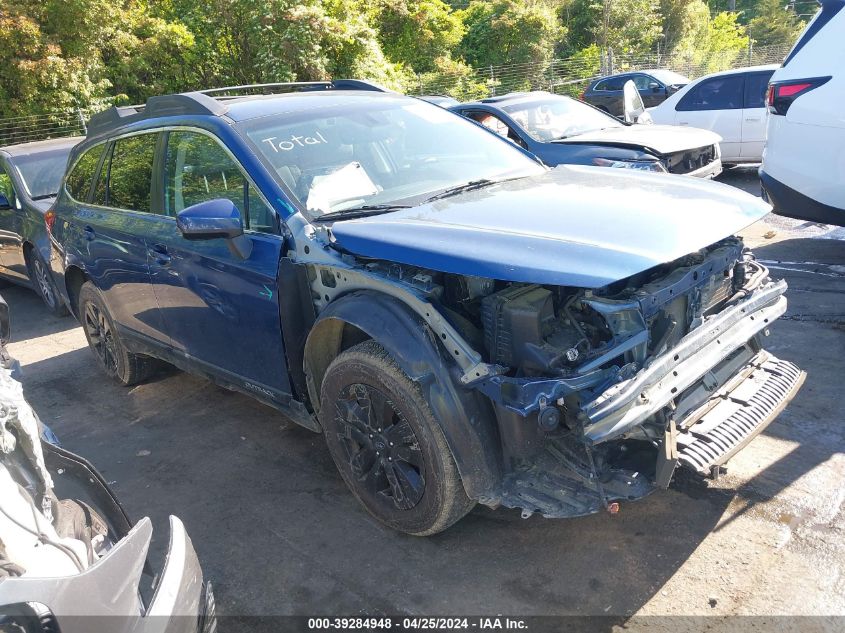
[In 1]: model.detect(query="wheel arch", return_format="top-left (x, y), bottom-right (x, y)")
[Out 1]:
top-left (63, 265), bottom-right (89, 319)
top-left (303, 290), bottom-right (502, 500)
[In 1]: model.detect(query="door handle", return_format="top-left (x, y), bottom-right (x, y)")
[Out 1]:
top-left (678, 121), bottom-right (689, 126)
top-left (83, 225), bottom-right (95, 241)
top-left (150, 244), bottom-right (171, 266)
top-left (745, 117), bottom-right (761, 122)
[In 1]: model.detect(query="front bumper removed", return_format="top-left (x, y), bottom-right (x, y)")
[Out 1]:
top-left (675, 351), bottom-right (805, 475)
top-left (497, 346), bottom-right (804, 518)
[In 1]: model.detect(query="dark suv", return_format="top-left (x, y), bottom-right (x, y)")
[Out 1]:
top-left (582, 70), bottom-right (690, 116)
top-left (0, 137), bottom-right (80, 315)
top-left (46, 81), bottom-right (803, 535)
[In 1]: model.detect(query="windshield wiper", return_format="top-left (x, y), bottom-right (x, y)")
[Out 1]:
top-left (31, 193), bottom-right (57, 201)
top-left (314, 204), bottom-right (412, 222)
top-left (423, 179), bottom-right (497, 202)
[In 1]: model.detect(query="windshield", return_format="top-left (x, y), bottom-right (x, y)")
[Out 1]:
top-left (12, 147), bottom-right (74, 199)
top-left (239, 97), bottom-right (544, 217)
top-left (500, 95), bottom-right (622, 142)
top-left (649, 70), bottom-right (690, 86)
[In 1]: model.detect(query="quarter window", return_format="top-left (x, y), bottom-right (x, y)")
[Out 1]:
top-left (164, 131), bottom-right (276, 233)
top-left (66, 144), bottom-right (105, 202)
top-left (676, 75), bottom-right (745, 111)
top-left (107, 134), bottom-right (158, 213)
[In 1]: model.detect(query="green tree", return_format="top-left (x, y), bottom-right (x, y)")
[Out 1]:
top-left (458, 0), bottom-right (565, 69)
top-left (670, 4), bottom-right (750, 74)
top-left (374, 0), bottom-right (464, 73)
top-left (558, 0), bottom-right (662, 56)
top-left (747, 0), bottom-right (805, 47)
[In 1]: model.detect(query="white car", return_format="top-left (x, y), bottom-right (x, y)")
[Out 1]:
top-left (761, 0), bottom-right (845, 226)
top-left (648, 65), bottom-right (778, 164)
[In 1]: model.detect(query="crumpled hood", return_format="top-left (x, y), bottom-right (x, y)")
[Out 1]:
top-left (329, 166), bottom-right (770, 288)
top-left (556, 125), bottom-right (722, 155)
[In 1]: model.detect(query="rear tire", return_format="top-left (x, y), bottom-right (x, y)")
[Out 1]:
top-left (319, 340), bottom-right (474, 535)
top-left (26, 251), bottom-right (68, 317)
top-left (78, 281), bottom-right (157, 385)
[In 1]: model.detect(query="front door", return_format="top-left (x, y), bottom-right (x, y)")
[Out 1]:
top-left (147, 130), bottom-right (289, 396)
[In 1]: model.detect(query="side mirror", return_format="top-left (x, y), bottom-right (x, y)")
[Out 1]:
top-left (0, 193), bottom-right (10, 210)
top-left (176, 198), bottom-right (244, 240)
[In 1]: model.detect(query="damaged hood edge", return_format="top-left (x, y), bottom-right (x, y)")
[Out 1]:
top-left (329, 166), bottom-right (770, 288)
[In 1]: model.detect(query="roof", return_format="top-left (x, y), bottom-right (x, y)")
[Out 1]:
top-left (0, 136), bottom-right (83, 157)
top-left (85, 79), bottom-right (393, 137)
top-left (458, 91), bottom-right (558, 108)
top-left (689, 64), bottom-right (780, 79)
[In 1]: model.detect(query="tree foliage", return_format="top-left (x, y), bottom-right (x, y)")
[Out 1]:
top-left (458, 0), bottom-right (565, 68)
top-left (0, 0), bottom-right (809, 118)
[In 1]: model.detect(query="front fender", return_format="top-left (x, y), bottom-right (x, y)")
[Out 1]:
top-left (304, 290), bottom-right (501, 500)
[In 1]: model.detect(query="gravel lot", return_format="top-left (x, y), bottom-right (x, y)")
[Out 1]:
top-left (6, 168), bottom-right (845, 620)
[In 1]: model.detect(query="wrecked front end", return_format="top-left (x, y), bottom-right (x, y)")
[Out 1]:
top-left (469, 237), bottom-right (805, 517)
top-left (309, 235), bottom-right (804, 519)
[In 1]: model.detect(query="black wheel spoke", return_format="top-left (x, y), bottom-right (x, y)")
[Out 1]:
top-left (382, 460), bottom-right (424, 509)
top-left (333, 382), bottom-right (426, 511)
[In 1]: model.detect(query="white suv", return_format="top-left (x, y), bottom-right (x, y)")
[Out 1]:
top-left (760, 0), bottom-right (845, 225)
top-left (648, 65), bottom-right (777, 164)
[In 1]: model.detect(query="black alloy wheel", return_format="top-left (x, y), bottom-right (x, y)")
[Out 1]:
top-left (320, 340), bottom-right (474, 535)
top-left (334, 382), bottom-right (426, 511)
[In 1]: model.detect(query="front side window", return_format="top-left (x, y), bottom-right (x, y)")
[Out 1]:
top-left (66, 144), bottom-right (105, 202)
top-left (164, 131), bottom-right (275, 233)
top-left (107, 134), bottom-right (158, 213)
top-left (239, 96), bottom-right (543, 218)
top-left (501, 96), bottom-right (622, 142)
top-left (632, 75), bottom-right (653, 90)
top-left (676, 75), bottom-right (745, 111)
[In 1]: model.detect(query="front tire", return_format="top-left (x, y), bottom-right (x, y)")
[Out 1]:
top-left (319, 340), bottom-right (474, 535)
top-left (27, 252), bottom-right (68, 317)
top-left (78, 281), bottom-right (156, 385)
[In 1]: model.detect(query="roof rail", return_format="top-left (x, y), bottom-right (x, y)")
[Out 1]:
top-left (196, 79), bottom-right (390, 98)
top-left (84, 78), bottom-right (391, 138)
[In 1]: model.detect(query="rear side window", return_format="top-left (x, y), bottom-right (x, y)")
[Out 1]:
top-left (676, 74), bottom-right (745, 111)
top-left (66, 145), bottom-right (105, 202)
top-left (744, 72), bottom-right (775, 108)
top-left (107, 134), bottom-right (158, 213)
top-left (164, 131), bottom-right (276, 233)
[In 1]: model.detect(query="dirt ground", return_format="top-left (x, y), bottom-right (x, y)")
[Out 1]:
top-left (6, 168), bottom-right (845, 619)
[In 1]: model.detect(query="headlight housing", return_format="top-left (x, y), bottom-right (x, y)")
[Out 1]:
top-left (593, 158), bottom-right (668, 173)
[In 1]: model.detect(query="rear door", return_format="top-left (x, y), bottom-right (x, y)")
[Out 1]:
top-left (71, 133), bottom-right (167, 343)
top-left (740, 70), bottom-right (775, 161)
top-left (146, 129), bottom-right (289, 395)
top-left (674, 73), bottom-right (746, 161)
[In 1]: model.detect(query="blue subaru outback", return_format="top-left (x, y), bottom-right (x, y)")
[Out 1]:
top-left (48, 81), bottom-right (804, 534)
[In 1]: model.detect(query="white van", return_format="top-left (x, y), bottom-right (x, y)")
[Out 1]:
top-left (760, 0), bottom-right (845, 225)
